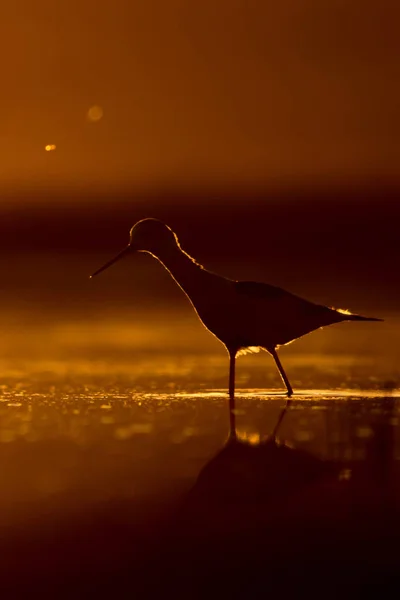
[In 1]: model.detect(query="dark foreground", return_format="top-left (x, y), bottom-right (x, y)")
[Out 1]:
top-left (0, 390), bottom-right (399, 599)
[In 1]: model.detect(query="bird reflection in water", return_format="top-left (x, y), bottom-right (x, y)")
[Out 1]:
top-left (175, 391), bottom-right (399, 587)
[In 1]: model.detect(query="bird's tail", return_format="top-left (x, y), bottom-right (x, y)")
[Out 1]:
top-left (346, 314), bottom-right (383, 322)
top-left (333, 307), bottom-right (383, 322)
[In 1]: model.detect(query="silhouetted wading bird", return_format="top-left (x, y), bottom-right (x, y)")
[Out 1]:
top-left (91, 218), bottom-right (382, 439)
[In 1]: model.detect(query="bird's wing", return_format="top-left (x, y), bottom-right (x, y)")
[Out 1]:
top-left (234, 280), bottom-right (336, 317)
top-left (234, 280), bottom-right (342, 345)
top-left (234, 280), bottom-right (306, 304)
top-left (234, 280), bottom-right (327, 320)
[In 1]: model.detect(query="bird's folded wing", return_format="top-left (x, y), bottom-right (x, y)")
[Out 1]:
top-left (234, 280), bottom-right (338, 325)
top-left (234, 280), bottom-right (296, 301)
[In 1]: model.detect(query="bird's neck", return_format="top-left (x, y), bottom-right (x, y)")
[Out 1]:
top-left (145, 244), bottom-right (211, 299)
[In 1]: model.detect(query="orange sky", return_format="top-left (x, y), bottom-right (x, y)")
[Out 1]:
top-left (1, 1), bottom-right (399, 192)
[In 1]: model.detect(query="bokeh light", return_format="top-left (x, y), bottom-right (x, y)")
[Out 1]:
top-left (87, 105), bottom-right (104, 122)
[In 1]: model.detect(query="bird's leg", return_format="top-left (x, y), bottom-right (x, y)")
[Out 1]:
top-left (270, 348), bottom-right (293, 397)
top-left (228, 350), bottom-right (237, 441)
top-left (272, 401), bottom-right (291, 439)
top-left (270, 348), bottom-right (293, 438)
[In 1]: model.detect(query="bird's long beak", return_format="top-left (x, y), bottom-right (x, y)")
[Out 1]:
top-left (90, 246), bottom-right (132, 278)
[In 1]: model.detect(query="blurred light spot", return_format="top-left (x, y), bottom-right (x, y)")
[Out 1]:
top-left (183, 426), bottom-right (198, 437)
top-left (356, 425), bottom-right (373, 439)
top-left (237, 430), bottom-right (261, 445)
top-left (101, 415), bottom-right (114, 425)
top-left (339, 468), bottom-right (352, 481)
top-left (18, 423), bottom-right (30, 436)
top-left (295, 430), bottom-right (313, 442)
top-left (45, 144), bottom-right (56, 152)
top-left (115, 423), bottom-right (153, 440)
top-left (247, 432), bottom-right (261, 445)
top-left (87, 105), bottom-right (103, 122)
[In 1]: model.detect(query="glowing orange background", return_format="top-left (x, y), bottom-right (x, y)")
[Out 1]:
top-left (1, 1), bottom-right (399, 192)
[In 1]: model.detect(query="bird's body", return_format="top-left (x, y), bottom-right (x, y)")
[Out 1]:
top-left (91, 218), bottom-right (382, 438)
top-left (139, 241), bottom-right (368, 351)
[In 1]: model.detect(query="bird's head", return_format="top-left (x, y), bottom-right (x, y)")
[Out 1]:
top-left (129, 218), bottom-right (177, 253)
top-left (90, 218), bottom-right (177, 278)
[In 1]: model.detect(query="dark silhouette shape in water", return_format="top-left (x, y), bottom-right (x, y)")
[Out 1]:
top-left (91, 218), bottom-right (383, 438)
top-left (185, 436), bottom-right (337, 507)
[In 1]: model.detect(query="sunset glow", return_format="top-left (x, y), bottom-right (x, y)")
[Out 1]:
top-left (0, 1), bottom-right (398, 593)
